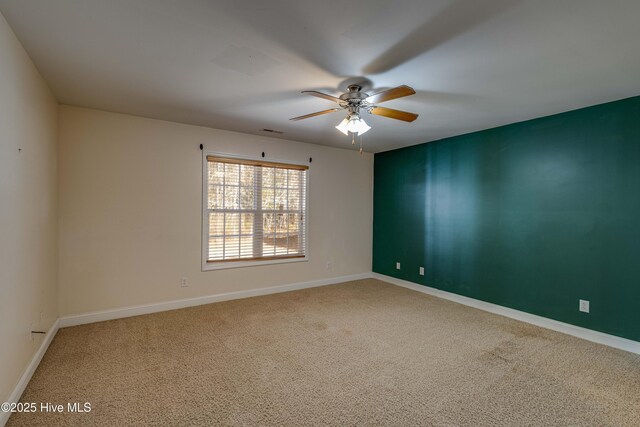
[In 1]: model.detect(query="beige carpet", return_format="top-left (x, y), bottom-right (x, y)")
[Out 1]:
top-left (8, 279), bottom-right (640, 426)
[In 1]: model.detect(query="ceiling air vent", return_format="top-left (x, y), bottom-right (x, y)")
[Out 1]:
top-left (262, 128), bottom-right (284, 134)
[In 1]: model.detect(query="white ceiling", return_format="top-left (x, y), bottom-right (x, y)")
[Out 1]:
top-left (2, 0), bottom-right (640, 153)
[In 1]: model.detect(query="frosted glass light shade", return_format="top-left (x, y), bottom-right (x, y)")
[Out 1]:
top-left (352, 117), bottom-right (371, 135)
top-left (335, 118), bottom-right (349, 135)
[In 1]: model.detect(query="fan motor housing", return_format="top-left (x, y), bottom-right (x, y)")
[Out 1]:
top-left (339, 85), bottom-right (369, 103)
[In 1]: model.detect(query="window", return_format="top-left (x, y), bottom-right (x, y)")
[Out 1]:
top-left (203, 155), bottom-right (308, 269)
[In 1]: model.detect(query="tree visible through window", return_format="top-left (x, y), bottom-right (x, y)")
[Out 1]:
top-left (205, 156), bottom-right (308, 263)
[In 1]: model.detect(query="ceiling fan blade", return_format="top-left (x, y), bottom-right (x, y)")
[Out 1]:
top-left (302, 90), bottom-right (343, 103)
top-left (365, 85), bottom-right (416, 104)
top-left (290, 108), bottom-right (341, 121)
top-left (369, 106), bottom-right (419, 122)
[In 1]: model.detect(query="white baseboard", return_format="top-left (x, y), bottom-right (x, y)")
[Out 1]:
top-left (59, 273), bottom-right (371, 328)
top-left (1, 319), bottom-right (60, 427)
top-left (56, 272), bottom-right (640, 356)
top-left (372, 273), bottom-right (640, 355)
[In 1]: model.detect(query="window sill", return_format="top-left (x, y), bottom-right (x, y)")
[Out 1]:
top-left (202, 256), bottom-right (308, 271)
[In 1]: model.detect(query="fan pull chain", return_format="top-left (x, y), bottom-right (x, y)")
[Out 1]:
top-left (359, 135), bottom-right (363, 154)
top-left (351, 133), bottom-right (355, 145)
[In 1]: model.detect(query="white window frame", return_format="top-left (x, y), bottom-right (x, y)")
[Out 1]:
top-left (201, 151), bottom-right (310, 271)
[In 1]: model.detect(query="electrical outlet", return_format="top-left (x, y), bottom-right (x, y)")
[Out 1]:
top-left (419, 267), bottom-right (425, 276)
top-left (579, 299), bottom-right (590, 313)
top-left (180, 277), bottom-right (188, 288)
top-left (396, 262), bottom-right (401, 270)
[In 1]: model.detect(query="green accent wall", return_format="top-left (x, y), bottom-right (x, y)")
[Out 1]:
top-left (373, 96), bottom-right (640, 342)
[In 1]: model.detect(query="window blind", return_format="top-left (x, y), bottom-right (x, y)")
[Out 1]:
top-left (206, 156), bottom-right (308, 263)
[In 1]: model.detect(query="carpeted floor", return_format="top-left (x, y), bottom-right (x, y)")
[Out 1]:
top-left (8, 279), bottom-right (640, 426)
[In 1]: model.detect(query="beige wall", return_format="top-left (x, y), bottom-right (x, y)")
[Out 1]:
top-left (0, 12), bottom-right (58, 402)
top-left (58, 106), bottom-right (373, 316)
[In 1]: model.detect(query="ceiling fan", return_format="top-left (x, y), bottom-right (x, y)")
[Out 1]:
top-left (290, 84), bottom-right (419, 148)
